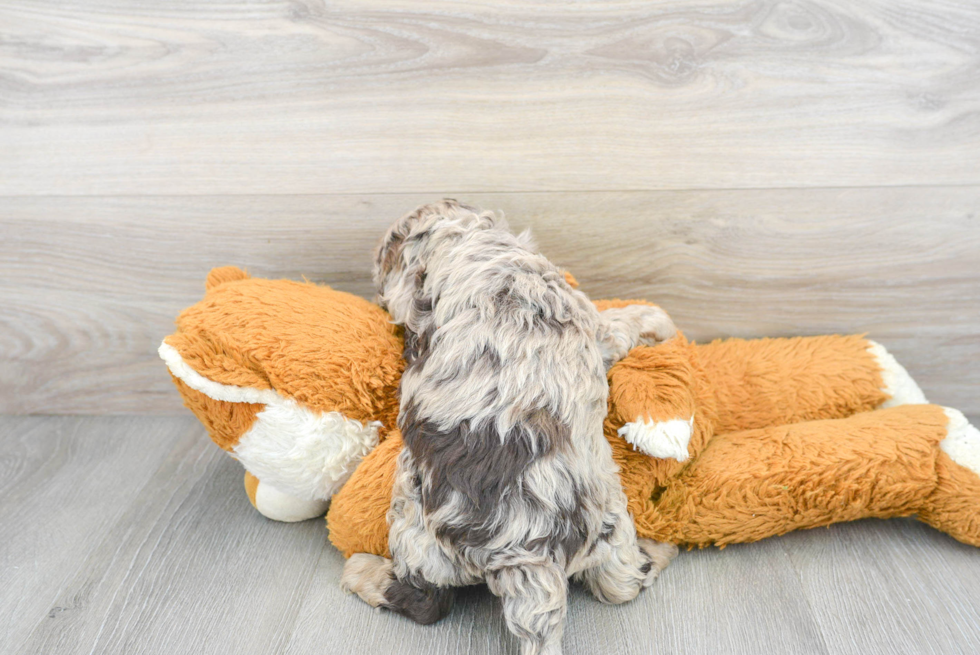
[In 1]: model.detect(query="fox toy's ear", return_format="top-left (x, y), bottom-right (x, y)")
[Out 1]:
top-left (206, 266), bottom-right (250, 290)
top-left (562, 270), bottom-right (580, 289)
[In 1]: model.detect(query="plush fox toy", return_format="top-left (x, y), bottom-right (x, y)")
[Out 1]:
top-left (160, 267), bottom-right (980, 553)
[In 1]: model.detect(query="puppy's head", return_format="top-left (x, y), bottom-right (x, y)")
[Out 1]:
top-left (373, 199), bottom-right (497, 323)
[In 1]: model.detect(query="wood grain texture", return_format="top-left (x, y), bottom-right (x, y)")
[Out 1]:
top-left (0, 416), bottom-right (186, 651)
top-left (1, 0), bottom-right (979, 195)
top-left (783, 519), bottom-right (980, 655)
top-left (2, 189), bottom-right (978, 415)
top-left (3, 416), bottom-right (980, 655)
top-left (9, 417), bottom-right (331, 655)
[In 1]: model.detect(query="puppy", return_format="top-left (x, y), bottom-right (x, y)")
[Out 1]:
top-left (342, 200), bottom-right (678, 655)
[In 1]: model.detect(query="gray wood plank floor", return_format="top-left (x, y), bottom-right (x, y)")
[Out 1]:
top-left (3, 415), bottom-right (979, 655)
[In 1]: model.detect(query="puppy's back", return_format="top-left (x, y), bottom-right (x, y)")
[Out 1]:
top-left (398, 226), bottom-right (613, 567)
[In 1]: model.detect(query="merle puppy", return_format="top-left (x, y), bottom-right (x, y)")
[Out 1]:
top-left (342, 200), bottom-right (678, 655)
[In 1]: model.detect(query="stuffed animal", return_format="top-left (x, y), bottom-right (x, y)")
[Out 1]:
top-left (160, 267), bottom-right (980, 554)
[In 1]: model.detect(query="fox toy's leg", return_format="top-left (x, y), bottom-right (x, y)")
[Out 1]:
top-left (243, 471), bottom-right (330, 522)
top-left (695, 335), bottom-right (926, 434)
top-left (606, 335), bottom-right (927, 480)
top-left (631, 405), bottom-right (980, 548)
top-left (918, 408), bottom-right (980, 546)
top-left (605, 336), bottom-right (709, 479)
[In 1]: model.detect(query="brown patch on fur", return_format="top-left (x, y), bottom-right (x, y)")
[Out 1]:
top-left (341, 553), bottom-right (454, 626)
top-left (383, 576), bottom-right (455, 625)
top-left (637, 539), bottom-right (678, 583)
top-left (400, 403), bottom-right (575, 551)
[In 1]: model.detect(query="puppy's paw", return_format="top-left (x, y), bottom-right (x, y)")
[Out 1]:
top-left (638, 539), bottom-right (678, 587)
top-left (633, 305), bottom-right (677, 346)
top-left (341, 553), bottom-right (394, 607)
top-left (598, 304), bottom-right (677, 368)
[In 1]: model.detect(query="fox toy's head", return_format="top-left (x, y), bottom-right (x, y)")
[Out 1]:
top-left (161, 266), bottom-right (406, 520)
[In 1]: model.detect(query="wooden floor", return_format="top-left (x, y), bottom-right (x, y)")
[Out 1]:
top-left (2, 415), bottom-right (979, 655)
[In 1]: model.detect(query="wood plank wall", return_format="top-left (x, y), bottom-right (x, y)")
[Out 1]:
top-left (1, 1), bottom-right (978, 415)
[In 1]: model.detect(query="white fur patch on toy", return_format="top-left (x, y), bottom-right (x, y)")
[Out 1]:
top-left (618, 416), bottom-right (694, 462)
top-left (254, 480), bottom-right (331, 522)
top-left (159, 339), bottom-right (381, 502)
top-left (941, 408), bottom-right (980, 478)
top-left (234, 402), bottom-right (380, 501)
top-left (158, 341), bottom-right (281, 405)
top-left (867, 340), bottom-right (927, 407)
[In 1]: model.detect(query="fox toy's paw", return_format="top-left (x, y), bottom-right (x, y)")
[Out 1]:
top-left (619, 416), bottom-right (694, 462)
top-left (244, 472), bottom-right (330, 522)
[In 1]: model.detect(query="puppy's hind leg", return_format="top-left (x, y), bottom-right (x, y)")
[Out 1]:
top-left (486, 561), bottom-right (568, 655)
top-left (341, 553), bottom-right (456, 625)
top-left (341, 552), bottom-right (395, 608)
top-left (577, 507), bottom-right (677, 604)
top-left (342, 452), bottom-right (459, 625)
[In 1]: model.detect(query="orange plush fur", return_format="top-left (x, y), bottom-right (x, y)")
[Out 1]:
top-left (167, 267), bottom-right (404, 442)
top-left (163, 268), bottom-right (980, 556)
